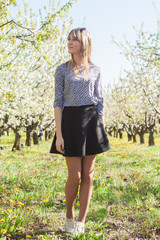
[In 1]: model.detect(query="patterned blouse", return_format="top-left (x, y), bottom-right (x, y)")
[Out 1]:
top-left (53, 61), bottom-right (104, 115)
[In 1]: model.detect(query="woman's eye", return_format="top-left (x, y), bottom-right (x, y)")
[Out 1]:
top-left (68, 38), bottom-right (77, 41)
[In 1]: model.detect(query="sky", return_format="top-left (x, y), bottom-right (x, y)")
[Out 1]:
top-left (9, 0), bottom-right (160, 88)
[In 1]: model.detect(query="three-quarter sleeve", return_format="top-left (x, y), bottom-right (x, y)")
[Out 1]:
top-left (53, 65), bottom-right (64, 109)
top-left (95, 70), bottom-right (104, 115)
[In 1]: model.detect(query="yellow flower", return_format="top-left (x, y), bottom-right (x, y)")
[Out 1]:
top-left (7, 234), bottom-right (11, 237)
top-left (26, 235), bottom-right (31, 238)
top-left (17, 202), bottom-right (24, 206)
top-left (76, 201), bottom-right (79, 206)
top-left (13, 215), bottom-right (17, 218)
top-left (0, 219), bottom-right (5, 222)
top-left (63, 199), bottom-right (66, 202)
top-left (8, 199), bottom-right (15, 203)
top-left (7, 210), bottom-right (11, 213)
top-left (51, 232), bottom-right (55, 235)
top-left (1, 229), bottom-right (7, 234)
top-left (43, 199), bottom-right (48, 203)
top-left (1, 211), bottom-right (4, 214)
top-left (101, 182), bottom-right (105, 186)
top-left (39, 235), bottom-right (44, 237)
top-left (149, 207), bottom-right (153, 211)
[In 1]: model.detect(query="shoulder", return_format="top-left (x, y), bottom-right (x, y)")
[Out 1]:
top-left (55, 62), bottom-right (67, 74)
top-left (90, 62), bottom-right (101, 75)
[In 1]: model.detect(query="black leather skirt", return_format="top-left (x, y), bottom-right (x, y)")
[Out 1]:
top-left (50, 104), bottom-right (111, 157)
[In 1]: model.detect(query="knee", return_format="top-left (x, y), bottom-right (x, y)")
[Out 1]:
top-left (68, 172), bottom-right (81, 185)
top-left (81, 172), bottom-right (94, 184)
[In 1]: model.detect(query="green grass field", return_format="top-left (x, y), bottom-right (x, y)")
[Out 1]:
top-left (0, 133), bottom-right (160, 240)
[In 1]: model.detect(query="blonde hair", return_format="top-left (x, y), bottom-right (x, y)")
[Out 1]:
top-left (66, 27), bottom-right (92, 82)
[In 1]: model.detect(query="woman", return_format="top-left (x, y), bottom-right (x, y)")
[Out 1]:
top-left (50, 27), bottom-right (110, 235)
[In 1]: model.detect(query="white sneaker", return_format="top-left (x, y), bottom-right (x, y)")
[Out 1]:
top-left (65, 217), bottom-right (75, 234)
top-left (75, 221), bottom-right (85, 235)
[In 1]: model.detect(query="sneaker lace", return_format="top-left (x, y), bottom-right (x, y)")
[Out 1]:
top-left (67, 219), bottom-right (74, 228)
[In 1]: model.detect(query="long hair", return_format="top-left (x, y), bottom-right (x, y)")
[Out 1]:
top-left (65, 28), bottom-right (92, 82)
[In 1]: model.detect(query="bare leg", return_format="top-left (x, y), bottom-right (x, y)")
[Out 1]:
top-left (65, 156), bottom-right (82, 219)
top-left (78, 154), bottom-right (96, 223)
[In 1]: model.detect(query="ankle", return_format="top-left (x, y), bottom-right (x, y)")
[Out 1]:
top-left (77, 218), bottom-right (85, 224)
top-left (66, 213), bottom-right (74, 219)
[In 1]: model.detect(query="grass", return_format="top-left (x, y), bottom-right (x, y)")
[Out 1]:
top-left (0, 132), bottom-right (160, 239)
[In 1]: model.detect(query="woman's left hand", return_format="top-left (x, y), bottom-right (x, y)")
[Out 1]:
top-left (99, 114), bottom-right (105, 126)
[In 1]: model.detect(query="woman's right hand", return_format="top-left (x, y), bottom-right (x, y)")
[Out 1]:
top-left (56, 135), bottom-right (65, 154)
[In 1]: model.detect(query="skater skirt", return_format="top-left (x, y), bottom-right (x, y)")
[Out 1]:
top-left (50, 104), bottom-right (111, 157)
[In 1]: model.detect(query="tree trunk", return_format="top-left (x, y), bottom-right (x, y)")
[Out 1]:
top-left (113, 128), bottom-right (116, 137)
top-left (33, 131), bottom-right (39, 145)
top-left (149, 129), bottom-right (155, 146)
top-left (127, 133), bottom-right (132, 141)
top-left (48, 131), bottom-right (54, 139)
top-left (12, 128), bottom-right (21, 151)
top-left (108, 131), bottom-right (112, 137)
top-left (139, 133), bottom-right (145, 144)
top-left (45, 130), bottom-right (48, 141)
top-left (119, 131), bottom-right (123, 139)
top-left (133, 134), bottom-right (137, 143)
top-left (25, 126), bottom-right (32, 146)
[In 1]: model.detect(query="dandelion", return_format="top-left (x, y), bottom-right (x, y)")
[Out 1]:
top-left (76, 201), bottom-right (79, 206)
top-left (1, 229), bottom-right (7, 234)
top-left (39, 235), bottom-right (44, 237)
top-left (63, 199), bottom-right (66, 202)
top-left (101, 182), bottom-right (105, 186)
top-left (7, 234), bottom-right (11, 237)
top-left (51, 232), bottom-right (55, 235)
top-left (7, 210), bottom-right (11, 213)
top-left (13, 215), bottom-right (17, 218)
top-left (1, 211), bottom-right (4, 214)
top-left (8, 199), bottom-right (15, 203)
top-left (17, 202), bottom-right (24, 206)
top-left (0, 219), bottom-right (5, 222)
top-left (26, 235), bottom-right (31, 238)
top-left (43, 199), bottom-right (48, 203)
top-left (149, 207), bottom-right (153, 211)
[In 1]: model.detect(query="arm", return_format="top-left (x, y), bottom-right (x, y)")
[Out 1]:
top-left (95, 69), bottom-right (105, 125)
top-left (54, 107), bottom-right (63, 138)
top-left (54, 107), bottom-right (65, 154)
top-left (53, 65), bottom-right (65, 154)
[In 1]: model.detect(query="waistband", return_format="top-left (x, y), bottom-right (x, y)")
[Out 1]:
top-left (63, 104), bottom-right (96, 109)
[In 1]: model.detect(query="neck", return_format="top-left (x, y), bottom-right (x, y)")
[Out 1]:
top-left (72, 54), bottom-right (85, 66)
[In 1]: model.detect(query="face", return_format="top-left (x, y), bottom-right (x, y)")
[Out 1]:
top-left (67, 34), bottom-right (82, 55)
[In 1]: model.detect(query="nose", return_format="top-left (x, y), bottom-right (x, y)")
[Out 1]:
top-left (68, 40), bottom-right (73, 45)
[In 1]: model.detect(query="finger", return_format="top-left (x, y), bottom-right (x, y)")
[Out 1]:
top-left (61, 141), bottom-right (65, 151)
top-left (60, 144), bottom-right (65, 153)
top-left (57, 144), bottom-right (65, 154)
